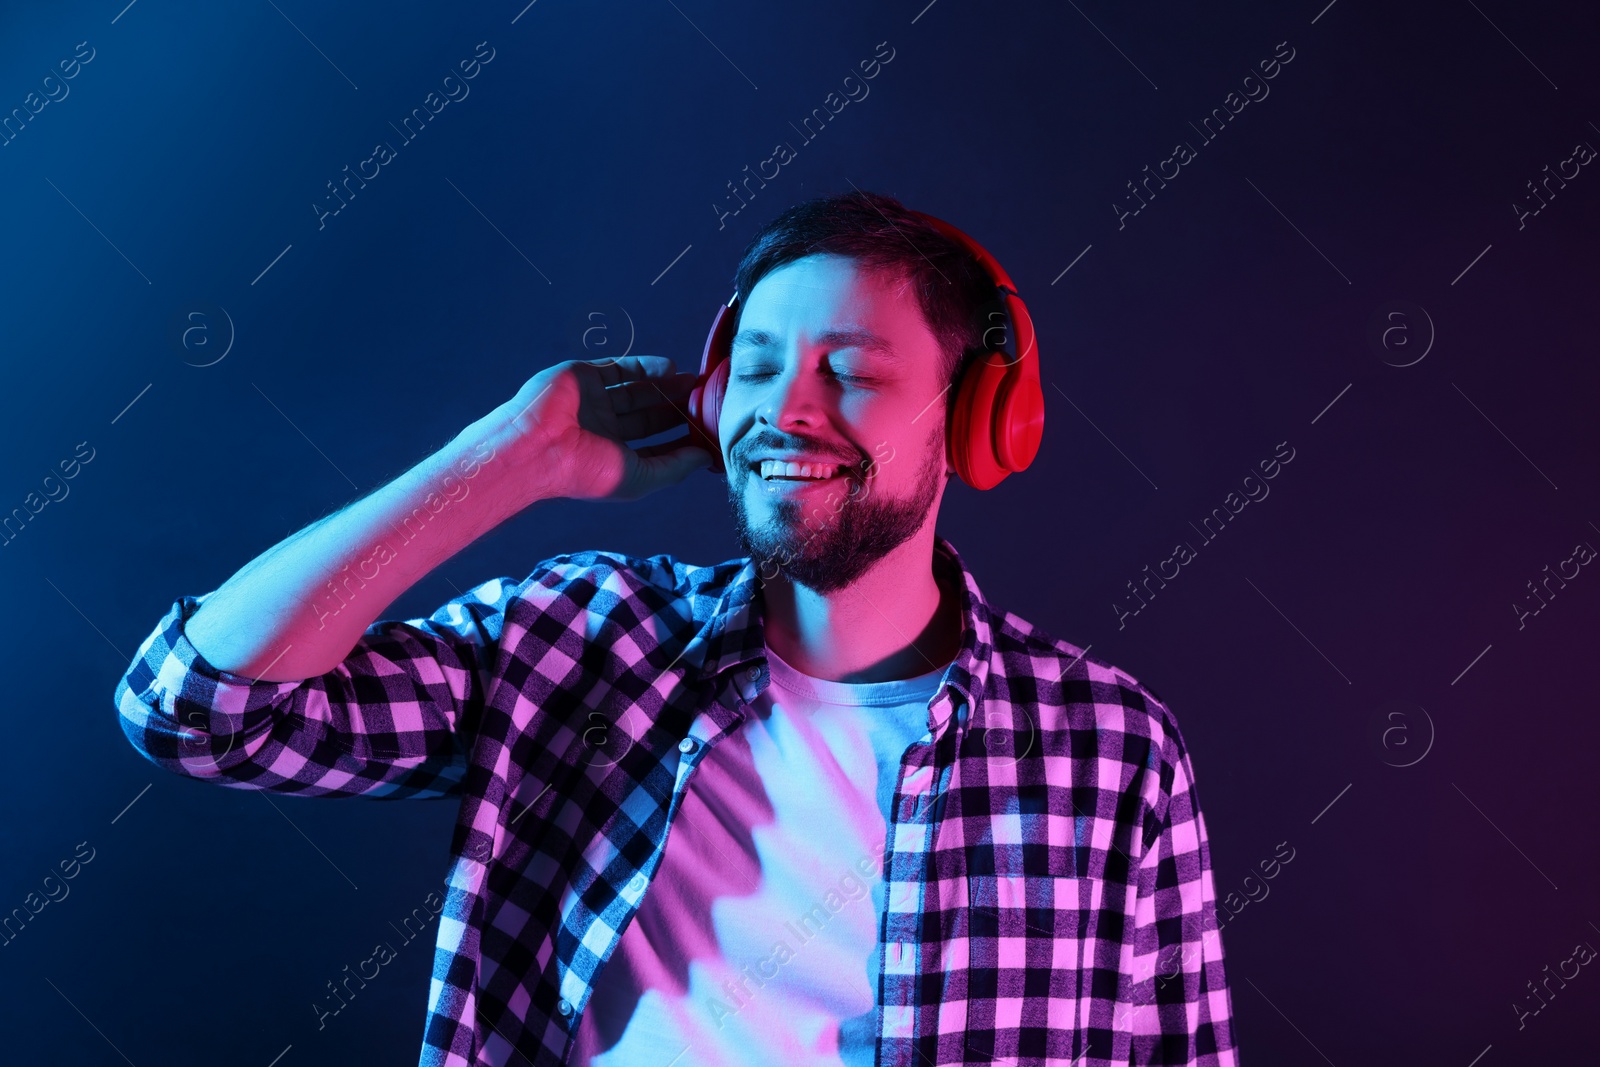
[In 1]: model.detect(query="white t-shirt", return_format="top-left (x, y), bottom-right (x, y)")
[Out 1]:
top-left (569, 642), bottom-right (949, 1066)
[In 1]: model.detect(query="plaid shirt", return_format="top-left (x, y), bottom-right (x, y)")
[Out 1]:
top-left (115, 534), bottom-right (1238, 1066)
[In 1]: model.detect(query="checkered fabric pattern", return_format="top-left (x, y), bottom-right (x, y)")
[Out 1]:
top-left (115, 535), bottom-right (1238, 1066)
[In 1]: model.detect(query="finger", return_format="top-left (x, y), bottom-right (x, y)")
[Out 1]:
top-left (582, 355), bottom-right (669, 388)
top-left (654, 370), bottom-right (702, 392)
top-left (604, 372), bottom-right (698, 415)
top-left (627, 355), bottom-right (680, 377)
top-left (635, 442), bottom-right (716, 483)
top-left (602, 441), bottom-right (710, 503)
top-left (587, 355), bottom-right (677, 388)
top-left (582, 358), bottom-right (627, 389)
top-left (615, 403), bottom-right (692, 442)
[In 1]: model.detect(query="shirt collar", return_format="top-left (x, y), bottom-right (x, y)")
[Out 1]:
top-left (680, 535), bottom-right (995, 743)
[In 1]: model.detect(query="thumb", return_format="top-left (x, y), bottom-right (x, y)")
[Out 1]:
top-left (667, 444), bottom-right (717, 478)
top-left (635, 441), bottom-right (717, 485)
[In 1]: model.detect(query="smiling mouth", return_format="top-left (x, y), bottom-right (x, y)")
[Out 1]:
top-left (752, 459), bottom-right (857, 482)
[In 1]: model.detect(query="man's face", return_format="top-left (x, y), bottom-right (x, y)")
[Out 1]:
top-left (721, 253), bottom-right (952, 594)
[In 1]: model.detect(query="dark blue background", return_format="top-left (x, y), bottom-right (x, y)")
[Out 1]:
top-left (2, 1), bottom-right (1596, 1063)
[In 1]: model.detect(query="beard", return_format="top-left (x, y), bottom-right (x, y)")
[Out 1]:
top-left (728, 434), bottom-right (946, 594)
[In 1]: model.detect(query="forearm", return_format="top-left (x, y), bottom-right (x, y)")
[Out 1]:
top-left (186, 408), bottom-right (555, 680)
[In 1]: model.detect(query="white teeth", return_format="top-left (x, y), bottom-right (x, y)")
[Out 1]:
top-left (759, 460), bottom-right (841, 480)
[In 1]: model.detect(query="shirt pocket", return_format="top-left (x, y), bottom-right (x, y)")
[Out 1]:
top-left (941, 873), bottom-right (1088, 1065)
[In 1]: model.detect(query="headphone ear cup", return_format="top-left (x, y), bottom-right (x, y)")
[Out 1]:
top-left (688, 357), bottom-right (731, 473)
top-left (993, 370), bottom-right (1044, 473)
top-left (949, 354), bottom-right (1012, 491)
top-left (689, 298), bottom-right (739, 475)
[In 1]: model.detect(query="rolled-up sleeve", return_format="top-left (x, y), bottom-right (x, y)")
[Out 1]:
top-left (113, 576), bottom-right (524, 799)
top-left (1124, 703), bottom-right (1239, 1065)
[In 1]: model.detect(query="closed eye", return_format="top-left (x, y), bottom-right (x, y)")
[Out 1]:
top-left (729, 363), bottom-right (870, 388)
top-left (733, 370), bottom-right (871, 384)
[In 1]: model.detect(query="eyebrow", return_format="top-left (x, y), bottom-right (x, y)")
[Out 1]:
top-left (730, 326), bottom-right (903, 361)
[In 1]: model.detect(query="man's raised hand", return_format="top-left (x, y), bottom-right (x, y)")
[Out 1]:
top-left (493, 356), bottom-right (716, 504)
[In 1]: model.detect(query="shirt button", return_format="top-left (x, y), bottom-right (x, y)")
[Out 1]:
top-left (678, 737), bottom-right (698, 754)
top-left (557, 998), bottom-right (573, 1016)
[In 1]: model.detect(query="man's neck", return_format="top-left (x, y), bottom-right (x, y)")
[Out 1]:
top-left (757, 529), bottom-right (964, 684)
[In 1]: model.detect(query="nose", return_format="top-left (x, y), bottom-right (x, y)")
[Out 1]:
top-left (756, 362), bottom-right (829, 434)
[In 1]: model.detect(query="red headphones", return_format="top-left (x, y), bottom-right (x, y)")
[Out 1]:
top-left (683, 210), bottom-right (1044, 491)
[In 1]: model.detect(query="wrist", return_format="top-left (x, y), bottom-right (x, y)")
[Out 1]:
top-left (445, 408), bottom-right (563, 521)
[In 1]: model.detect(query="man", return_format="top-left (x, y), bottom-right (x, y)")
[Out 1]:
top-left (115, 191), bottom-right (1238, 1066)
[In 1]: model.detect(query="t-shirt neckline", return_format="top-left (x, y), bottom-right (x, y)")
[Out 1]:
top-left (762, 640), bottom-right (951, 708)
